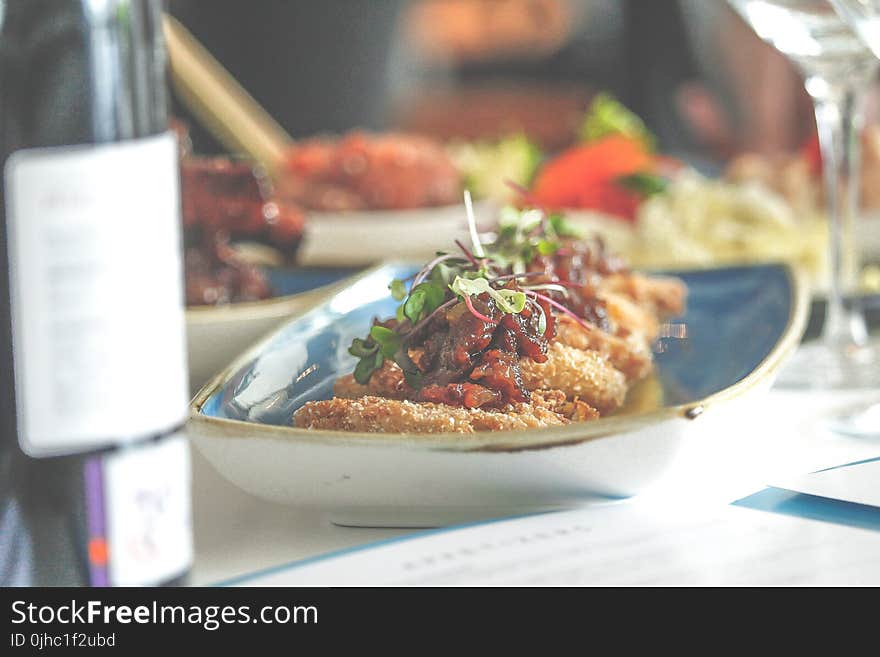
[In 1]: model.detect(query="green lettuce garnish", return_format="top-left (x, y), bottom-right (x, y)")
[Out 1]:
top-left (579, 93), bottom-right (655, 151)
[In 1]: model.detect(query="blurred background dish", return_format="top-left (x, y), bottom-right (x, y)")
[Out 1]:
top-left (165, 0), bottom-right (880, 284)
top-left (177, 150), bottom-right (349, 390)
top-left (280, 132), bottom-right (461, 212)
top-left (278, 130), bottom-right (493, 266)
top-left (180, 155), bottom-right (304, 307)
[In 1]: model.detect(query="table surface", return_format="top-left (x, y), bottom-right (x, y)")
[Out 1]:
top-left (191, 386), bottom-right (880, 586)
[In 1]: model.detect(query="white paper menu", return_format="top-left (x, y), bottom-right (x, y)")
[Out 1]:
top-left (231, 501), bottom-right (880, 586)
top-left (772, 459), bottom-right (880, 509)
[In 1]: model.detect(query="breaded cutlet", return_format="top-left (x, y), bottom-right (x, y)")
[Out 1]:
top-left (331, 269), bottom-right (684, 410)
top-left (600, 272), bottom-right (687, 318)
top-left (335, 338), bottom-right (628, 415)
top-left (293, 389), bottom-right (598, 434)
top-left (553, 315), bottom-right (653, 382)
top-left (518, 342), bottom-right (627, 415)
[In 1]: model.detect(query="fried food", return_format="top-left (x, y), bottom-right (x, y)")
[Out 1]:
top-left (553, 315), bottom-right (652, 382)
top-left (334, 360), bottom-right (413, 400)
top-left (519, 342), bottom-right (627, 414)
top-left (600, 272), bottom-right (687, 320)
top-left (601, 291), bottom-right (659, 340)
top-left (293, 206), bottom-right (687, 435)
top-left (336, 339), bottom-right (628, 415)
top-left (294, 389), bottom-right (597, 434)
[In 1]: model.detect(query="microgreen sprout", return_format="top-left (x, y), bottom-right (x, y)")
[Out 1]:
top-left (348, 201), bottom-right (599, 386)
top-left (450, 276), bottom-right (527, 316)
top-left (464, 189), bottom-right (485, 259)
top-left (525, 290), bottom-right (593, 333)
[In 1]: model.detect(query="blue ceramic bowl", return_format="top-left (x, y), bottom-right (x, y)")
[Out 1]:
top-left (189, 263), bottom-right (808, 527)
top-left (185, 266), bottom-right (360, 392)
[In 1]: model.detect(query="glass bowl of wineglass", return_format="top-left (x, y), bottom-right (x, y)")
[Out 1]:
top-left (728, 0), bottom-right (880, 394)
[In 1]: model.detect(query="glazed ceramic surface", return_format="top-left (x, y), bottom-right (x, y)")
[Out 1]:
top-left (189, 262), bottom-right (808, 527)
top-left (185, 267), bottom-right (358, 393)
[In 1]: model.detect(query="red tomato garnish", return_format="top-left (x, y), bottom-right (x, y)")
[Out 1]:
top-left (530, 135), bottom-right (655, 221)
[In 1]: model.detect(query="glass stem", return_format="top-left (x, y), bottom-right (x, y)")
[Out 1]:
top-left (809, 77), bottom-right (867, 351)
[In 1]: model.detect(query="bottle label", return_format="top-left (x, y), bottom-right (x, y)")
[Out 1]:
top-left (85, 433), bottom-right (192, 586)
top-left (4, 133), bottom-right (189, 456)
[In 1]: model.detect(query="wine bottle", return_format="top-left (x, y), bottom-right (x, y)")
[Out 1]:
top-left (0, 0), bottom-right (192, 586)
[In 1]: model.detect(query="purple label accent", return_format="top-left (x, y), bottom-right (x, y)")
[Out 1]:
top-left (84, 457), bottom-right (109, 587)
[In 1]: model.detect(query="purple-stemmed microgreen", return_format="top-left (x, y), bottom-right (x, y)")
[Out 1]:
top-left (525, 290), bottom-right (594, 333)
top-left (349, 201), bottom-right (602, 386)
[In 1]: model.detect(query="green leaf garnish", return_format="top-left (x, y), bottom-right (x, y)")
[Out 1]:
top-left (450, 276), bottom-right (526, 314)
top-left (616, 172), bottom-right (668, 197)
top-left (536, 239), bottom-right (558, 256)
top-left (348, 337), bottom-right (378, 359)
top-left (579, 92), bottom-right (656, 151)
top-left (369, 325), bottom-right (402, 359)
top-left (534, 302), bottom-right (547, 336)
top-left (393, 349), bottom-right (424, 389)
top-left (491, 207), bottom-right (586, 271)
top-left (547, 212), bottom-right (585, 239)
top-left (403, 290), bottom-right (425, 324)
top-left (353, 350), bottom-right (383, 385)
top-left (402, 369), bottom-right (423, 389)
top-left (389, 279), bottom-right (407, 301)
top-left (430, 261), bottom-right (458, 287)
top-left (404, 281), bottom-right (446, 324)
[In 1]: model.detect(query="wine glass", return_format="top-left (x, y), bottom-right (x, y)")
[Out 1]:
top-left (831, 0), bottom-right (880, 56)
top-left (728, 0), bottom-right (880, 397)
top-left (827, 0), bottom-right (880, 437)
